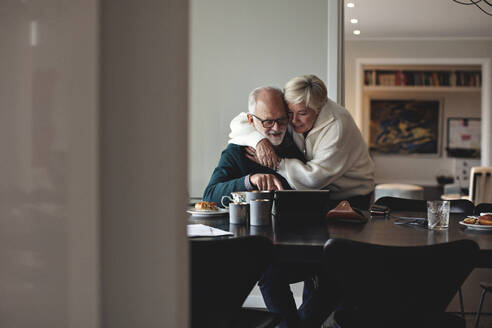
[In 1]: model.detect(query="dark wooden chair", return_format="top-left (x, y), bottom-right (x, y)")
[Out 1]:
top-left (190, 235), bottom-right (280, 328)
top-left (374, 196), bottom-right (474, 318)
top-left (472, 203), bottom-right (492, 328)
top-left (375, 196), bottom-right (427, 212)
top-left (474, 202), bottom-right (492, 215)
top-left (323, 239), bottom-right (479, 328)
top-left (449, 199), bottom-right (476, 214)
top-left (474, 282), bottom-right (492, 328)
top-left (375, 196), bottom-right (475, 214)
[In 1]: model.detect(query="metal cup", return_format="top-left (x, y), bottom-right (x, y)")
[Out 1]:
top-left (228, 202), bottom-right (249, 225)
top-left (246, 190), bottom-right (274, 203)
top-left (250, 199), bottom-right (272, 226)
top-left (246, 191), bottom-right (274, 215)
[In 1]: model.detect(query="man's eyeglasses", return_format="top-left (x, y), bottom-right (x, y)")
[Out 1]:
top-left (251, 113), bottom-right (292, 128)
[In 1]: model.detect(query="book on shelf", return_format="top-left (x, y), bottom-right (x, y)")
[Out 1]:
top-left (395, 71), bottom-right (402, 86)
top-left (363, 69), bottom-right (481, 88)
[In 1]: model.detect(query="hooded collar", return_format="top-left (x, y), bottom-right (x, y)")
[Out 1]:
top-left (305, 100), bottom-right (335, 137)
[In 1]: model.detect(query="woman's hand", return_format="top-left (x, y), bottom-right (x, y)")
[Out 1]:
top-left (245, 139), bottom-right (279, 170)
top-left (249, 173), bottom-right (284, 191)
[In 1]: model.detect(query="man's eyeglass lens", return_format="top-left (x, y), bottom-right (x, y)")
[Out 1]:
top-left (253, 114), bottom-right (291, 128)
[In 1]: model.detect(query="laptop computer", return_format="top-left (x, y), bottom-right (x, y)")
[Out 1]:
top-left (272, 190), bottom-right (332, 225)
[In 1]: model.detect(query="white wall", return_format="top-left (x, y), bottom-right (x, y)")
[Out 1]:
top-left (345, 40), bottom-right (492, 185)
top-left (0, 0), bottom-right (99, 327)
top-left (189, 0), bottom-right (329, 197)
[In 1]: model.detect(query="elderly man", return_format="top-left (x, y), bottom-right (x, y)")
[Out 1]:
top-left (203, 87), bottom-right (333, 328)
top-left (203, 86), bottom-right (304, 204)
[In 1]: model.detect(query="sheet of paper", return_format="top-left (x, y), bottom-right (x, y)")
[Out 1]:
top-left (187, 224), bottom-right (233, 237)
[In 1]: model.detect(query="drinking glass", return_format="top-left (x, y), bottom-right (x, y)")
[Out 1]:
top-left (427, 200), bottom-right (450, 230)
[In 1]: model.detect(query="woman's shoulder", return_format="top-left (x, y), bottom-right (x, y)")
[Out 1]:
top-left (313, 101), bottom-right (361, 143)
top-left (323, 99), bottom-right (350, 118)
top-left (323, 100), bottom-right (359, 132)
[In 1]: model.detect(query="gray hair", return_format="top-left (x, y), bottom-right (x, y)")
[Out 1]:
top-left (248, 86), bottom-right (284, 113)
top-left (284, 75), bottom-right (327, 113)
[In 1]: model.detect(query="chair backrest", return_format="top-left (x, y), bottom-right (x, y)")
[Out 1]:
top-left (375, 196), bottom-right (426, 211)
top-left (190, 236), bottom-right (272, 328)
top-left (474, 203), bottom-right (492, 215)
top-left (469, 166), bottom-right (492, 205)
top-left (323, 238), bottom-right (478, 325)
top-left (449, 199), bottom-right (475, 214)
top-left (375, 196), bottom-right (474, 214)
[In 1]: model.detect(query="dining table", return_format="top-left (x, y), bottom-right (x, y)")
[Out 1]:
top-left (189, 211), bottom-right (492, 268)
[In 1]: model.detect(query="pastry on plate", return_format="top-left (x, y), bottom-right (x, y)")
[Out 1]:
top-left (478, 214), bottom-right (492, 226)
top-left (194, 201), bottom-right (218, 211)
top-left (463, 217), bottom-right (478, 224)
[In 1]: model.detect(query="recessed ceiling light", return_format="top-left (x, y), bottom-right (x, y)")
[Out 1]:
top-left (350, 18), bottom-right (358, 24)
top-left (353, 30), bottom-right (361, 35)
top-left (347, 2), bottom-right (355, 8)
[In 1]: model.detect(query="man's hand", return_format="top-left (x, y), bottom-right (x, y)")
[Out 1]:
top-left (249, 173), bottom-right (284, 191)
top-left (248, 139), bottom-right (279, 170)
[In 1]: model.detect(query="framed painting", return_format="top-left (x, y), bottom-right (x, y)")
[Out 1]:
top-left (369, 99), bottom-right (442, 155)
top-left (446, 117), bottom-right (480, 158)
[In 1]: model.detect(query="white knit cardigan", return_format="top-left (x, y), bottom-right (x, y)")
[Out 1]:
top-left (228, 98), bottom-right (375, 199)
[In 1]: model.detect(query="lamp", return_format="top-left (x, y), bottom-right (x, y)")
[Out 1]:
top-left (452, 0), bottom-right (492, 16)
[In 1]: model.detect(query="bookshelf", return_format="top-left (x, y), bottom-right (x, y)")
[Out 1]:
top-left (363, 65), bottom-right (482, 92)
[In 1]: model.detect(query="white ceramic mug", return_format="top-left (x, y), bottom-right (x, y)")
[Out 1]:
top-left (246, 190), bottom-right (274, 203)
top-left (221, 191), bottom-right (247, 208)
top-left (229, 202), bottom-right (249, 225)
top-left (250, 199), bottom-right (271, 226)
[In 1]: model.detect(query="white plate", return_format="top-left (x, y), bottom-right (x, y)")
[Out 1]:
top-left (459, 221), bottom-right (492, 231)
top-left (187, 208), bottom-right (229, 217)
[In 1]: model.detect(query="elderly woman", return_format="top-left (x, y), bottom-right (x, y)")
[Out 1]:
top-left (229, 74), bottom-right (375, 209)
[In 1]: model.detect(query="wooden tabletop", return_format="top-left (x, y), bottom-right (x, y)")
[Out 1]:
top-left (189, 212), bottom-right (492, 267)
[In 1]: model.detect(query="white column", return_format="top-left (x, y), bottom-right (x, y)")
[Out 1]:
top-left (481, 59), bottom-right (491, 166)
top-left (327, 0), bottom-right (345, 105)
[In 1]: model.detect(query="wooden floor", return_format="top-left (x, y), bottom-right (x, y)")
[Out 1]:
top-left (465, 313), bottom-right (492, 328)
top-left (317, 313), bottom-right (492, 328)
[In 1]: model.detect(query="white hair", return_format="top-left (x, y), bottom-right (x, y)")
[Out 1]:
top-left (284, 75), bottom-right (327, 113)
top-left (247, 86), bottom-right (283, 113)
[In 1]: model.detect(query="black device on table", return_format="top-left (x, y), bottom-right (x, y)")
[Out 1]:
top-left (273, 190), bottom-right (332, 224)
